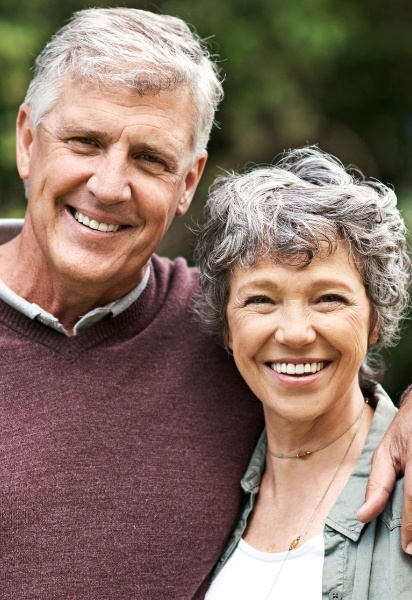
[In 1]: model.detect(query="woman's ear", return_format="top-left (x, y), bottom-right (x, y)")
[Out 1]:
top-left (226, 328), bottom-right (233, 352)
top-left (369, 326), bottom-right (379, 346)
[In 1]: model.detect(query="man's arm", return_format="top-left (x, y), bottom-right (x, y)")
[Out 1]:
top-left (357, 386), bottom-right (412, 553)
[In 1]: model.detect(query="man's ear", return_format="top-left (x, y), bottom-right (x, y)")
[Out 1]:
top-left (175, 151), bottom-right (208, 217)
top-left (16, 104), bottom-right (34, 180)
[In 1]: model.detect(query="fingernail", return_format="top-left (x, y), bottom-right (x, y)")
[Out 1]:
top-left (406, 543), bottom-right (412, 555)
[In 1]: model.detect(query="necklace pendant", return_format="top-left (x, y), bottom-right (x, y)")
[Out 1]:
top-left (296, 450), bottom-right (311, 458)
top-left (289, 537), bottom-right (300, 551)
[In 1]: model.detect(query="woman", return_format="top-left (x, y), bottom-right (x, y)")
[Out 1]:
top-left (195, 147), bottom-right (412, 599)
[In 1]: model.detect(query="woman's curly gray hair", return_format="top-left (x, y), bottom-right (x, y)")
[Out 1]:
top-left (194, 147), bottom-right (410, 388)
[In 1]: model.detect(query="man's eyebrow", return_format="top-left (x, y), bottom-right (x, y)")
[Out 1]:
top-left (55, 124), bottom-right (106, 139)
top-left (134, 143), bottom-right (180, 169)
top-left (137, 143), bottom-right (172, 158)
top-left (137, 143), bottom-right (161, 154)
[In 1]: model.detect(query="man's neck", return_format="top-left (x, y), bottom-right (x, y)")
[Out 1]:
top-left (0, 234), bottom-right (149, 335)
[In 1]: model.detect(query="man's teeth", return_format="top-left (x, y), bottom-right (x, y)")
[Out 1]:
top-left (74, 211), bottom-right (120, 232)
top-left (270, 362), bottom-right (326, 375)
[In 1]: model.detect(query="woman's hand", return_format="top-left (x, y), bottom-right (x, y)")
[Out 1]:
top-left (357, 385), bottom-right (412, 553)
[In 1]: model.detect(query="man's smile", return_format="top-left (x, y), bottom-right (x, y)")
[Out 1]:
top-left (71, 208), bottom-right (125, 232)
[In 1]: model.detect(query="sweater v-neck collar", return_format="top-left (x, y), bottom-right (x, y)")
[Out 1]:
top-left (0, 264), bottom-right (159, 359)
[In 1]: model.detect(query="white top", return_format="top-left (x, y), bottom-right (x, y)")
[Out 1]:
top-left (206, 534), bottom-right (324, 600)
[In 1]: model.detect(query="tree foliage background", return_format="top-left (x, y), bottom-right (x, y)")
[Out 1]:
top-left (1, 0), bottom-right (412, 401)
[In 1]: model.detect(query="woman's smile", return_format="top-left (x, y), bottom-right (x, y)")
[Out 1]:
top-left (267, 361), bottom-right (327, 375)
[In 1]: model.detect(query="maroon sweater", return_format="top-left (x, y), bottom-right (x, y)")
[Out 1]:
top-left (0, 254), bottom-right (263, 599)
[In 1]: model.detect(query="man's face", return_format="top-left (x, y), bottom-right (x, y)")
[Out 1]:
top-left (16, 80), bottom-right (206, 299)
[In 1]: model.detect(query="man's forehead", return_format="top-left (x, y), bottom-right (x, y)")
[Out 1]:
top-left (48, 78), bottom-right (194, 114)
top-left (39, 79), bottom-right (196, 149)
top-left (49, 79), bottom-right (191, 119)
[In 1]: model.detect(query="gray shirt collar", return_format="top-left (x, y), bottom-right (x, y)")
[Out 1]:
top-left (0, 265), bottom-right (150, 336)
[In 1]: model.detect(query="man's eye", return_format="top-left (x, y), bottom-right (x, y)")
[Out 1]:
top-left (141, 154), bottom-right (159, 163)
top-left (136, 154), bottom-right (166, 172)
top-left (69, 137), bottom-right (98, 147)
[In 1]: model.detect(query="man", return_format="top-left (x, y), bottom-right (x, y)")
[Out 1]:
top-left (0, 6), bottom-right (410, 599)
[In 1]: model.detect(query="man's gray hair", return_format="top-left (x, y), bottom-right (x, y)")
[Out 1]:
top-left (195, 147), bottom-right (410, 387)
top-left (24, 7), bottom-right (224, 157)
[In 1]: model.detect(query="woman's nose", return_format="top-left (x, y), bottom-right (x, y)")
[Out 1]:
top-left (274, 305), bottom-right (316, 348)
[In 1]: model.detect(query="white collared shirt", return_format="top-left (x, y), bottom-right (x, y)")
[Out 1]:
top-left (0, 265), bottom-right (150, 336)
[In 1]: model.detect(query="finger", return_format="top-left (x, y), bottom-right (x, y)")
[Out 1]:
top-left (401, 463), bottom-right (412, 553)
top-left (357, 481), bottom-right (395, 522)
top-left (357, 446), bottom-right (397, 523)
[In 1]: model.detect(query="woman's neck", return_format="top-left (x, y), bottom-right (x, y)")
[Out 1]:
top-left (243, 397), bottom-right (374, 553)
top-left (264, 388), bottom-right (367, 459)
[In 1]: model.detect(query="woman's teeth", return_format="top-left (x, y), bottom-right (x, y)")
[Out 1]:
top-left (270, 362), bottom-right (326, 375)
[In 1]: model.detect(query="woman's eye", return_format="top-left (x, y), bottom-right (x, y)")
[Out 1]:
top-left (319, 294), bottom-right (346, 304)
top-left (245, 296), bottom-right (272, 305)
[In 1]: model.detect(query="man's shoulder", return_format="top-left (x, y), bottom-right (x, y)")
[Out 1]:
top-left (0, 218), bottom-right (23, 245)
top-left (151, 253), bottom-right (198, 274)
top-left (151, 253), bottom-right (199, 295)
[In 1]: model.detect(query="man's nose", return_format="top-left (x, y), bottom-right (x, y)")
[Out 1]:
top-left (86, 151), bottom-right (132, 203)
top-left (274, 305), bottom-right (316, 348)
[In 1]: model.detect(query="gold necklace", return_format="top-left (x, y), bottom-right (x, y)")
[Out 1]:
top-left (264, 399), bottom-right (368, 600)
top-left (268, 402), bottom-right (367, 459)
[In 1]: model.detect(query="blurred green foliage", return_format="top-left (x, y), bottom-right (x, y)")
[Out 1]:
top-left (1, 0), bottom-right (412, 401)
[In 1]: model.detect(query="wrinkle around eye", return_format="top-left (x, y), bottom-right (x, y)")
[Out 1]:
top-left (73, 137), bottom-right (97, 145)
top-left (134, 154), bottom-right (168, 173)
top-left (318, 295), bottom-right (347, 304)
top-left (240, 297), bottom-right (279, 314)
top-left (313, 297), bottom-right (349, 313)
top-left (66, 137), bottom-right (100, 152)
top-left (245, 296), bottom-right (273, 305)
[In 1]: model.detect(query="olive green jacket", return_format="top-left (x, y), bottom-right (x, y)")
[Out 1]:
top-left (211, 386), bottom-right (412, 599)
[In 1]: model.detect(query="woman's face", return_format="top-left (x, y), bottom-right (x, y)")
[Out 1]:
top-left (226, 243), bottom-right (375, 424)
